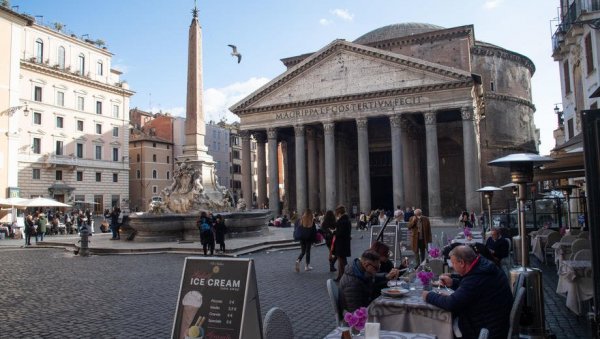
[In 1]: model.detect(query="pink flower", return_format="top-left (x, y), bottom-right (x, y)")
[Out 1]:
top-left (417, 271), bottom-right (434, 285)
top-left (463, 227), bottom-right (472, 238)
top-left (343, 307), bottom-right (368, 332)
top-left (428, 247), bottom-right (440, 258)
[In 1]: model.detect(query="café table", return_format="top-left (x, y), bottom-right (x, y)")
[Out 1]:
top-left (556, 260), bottom-right (593, 315)
top-left (552, 240), bottom-right (576, 267)
top-left (531, 233), bottom-right (551, 262)
top-left (323, 327), bottom-right (436, 339)
top-left (368, 288), bottom-right (452, 338)
top-left (451, 236), bottom-right (483, 245)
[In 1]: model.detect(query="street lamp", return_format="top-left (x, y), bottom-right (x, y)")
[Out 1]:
top-left (476, 186), bottom-right (502, 240)
top-left (554, 104), bottom-right (564, 127)
top-left (557, 184), bottom-right (578, 233)
top-left (488, 153), bottom-right (554, 339)
top-left (3, 104), bottom-right (29, 117)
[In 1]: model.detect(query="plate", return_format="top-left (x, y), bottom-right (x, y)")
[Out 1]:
top-left (381, 287), bottom-right (409, 297)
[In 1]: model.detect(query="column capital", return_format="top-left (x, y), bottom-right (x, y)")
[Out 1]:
top-left (267, 127), bottom-right (278, 140)
top-left (323, 121), bottom-right (335, 135)
top-left (461, 106), bottom-right (474, 120)
top-left (253, 131), bottom-right (267, 144)
top-left (294, 124), bottom-right (305, 137)
top-left (356, 117), bottom-right (368, 130)
top-left (239, 130), bottom-right (252, 140)
top-left (389, 114), bottom-right (402, 128)
top-left (423, 111), bottom-right (437, 125)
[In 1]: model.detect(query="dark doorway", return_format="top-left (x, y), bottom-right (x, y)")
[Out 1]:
top-left (370, 176), bottom-right (393, 211)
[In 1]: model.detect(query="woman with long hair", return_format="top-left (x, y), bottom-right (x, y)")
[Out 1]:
top-left (333, 205), bottom-right (352, 281)
top-left (321, 210), bottom-right (337, 272)
top-left (295, 209), bottom-right (316, 272)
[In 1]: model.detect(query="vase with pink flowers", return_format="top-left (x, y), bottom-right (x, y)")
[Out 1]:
top-left (342, 307), bottom-right (367, 336)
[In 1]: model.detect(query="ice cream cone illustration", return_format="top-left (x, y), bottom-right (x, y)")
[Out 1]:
top-left (179, 291), bottom-right (202, 339)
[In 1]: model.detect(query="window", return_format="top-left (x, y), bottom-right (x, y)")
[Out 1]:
top-left (76, 171), bottom-right (83, 181)
top-left (136, 170), bottom-right (141, 179)
top-left (33, 168), bottom-right (40, 179)
top-left (56, 91), bottom-right (65, 106)
top-left (77, 96), bottom-right (84, 111)
top-left (152, 170), bottom-right (157, 179)
top-left (585, 33), bottom-right (595, 75)
top-left (112, 127), bottom-right (119, 137)
top-left (136, 154), bottom-right (140, 162)
top-left (153, 142), bottom-right (157, 148)
top-left (56, 116), bottom-right (64, 128)
top-left (78, 54), bottom-right (85, 74)
top-left (96, 101), bottom-right (102, 115)
top-left (232, 164), bottom-right (241, 174)
top-left (34, 86), bottom-right (42, 102)
top-left (112, 173), bottom-right (118, 183)
top-left (233, 150), bottom-right (240, 159)
top-left (112, 148), bottom-right (119, 162)
top-left (95, 145), bottom-right (102, 160)
top-left (57, 46), bottom-right (65, 69)
top-left (33, 112), bottom-right (42, 125)
top-left (95, 172), bottom-right (102, 182)
top-left (32, 138), bottom-right (41, 154)
top-left (567, 118), bottom-right (574, 139)
top-left (95, 123), bottom-right (102, 134)
top-left (153, 186), bottom-right (158, 194)
top-left (97, 61), bottom-right (103, 76)
top-left (167, 145), bottom-right (170, 149)
top-left (55, 140), bottom-right (63, 155)
top-left (55, 170), bottom-right (63, 181)
top-left (35, 39), bottom-right (43, 63)
top-left (167, 171), bottom-right (170, 180)
top-left (167, 156), bottom-right (170, 164)
top-left (112, 104), bottom-right (119, 118)
top-left (153, 154), bottom-right (157, 162)
top-left (563, 60), bottom-right (571, 94)
top-left (76, 143), bottom-right (83, 158)
top-left (77, 120), bottom-right (84, 131)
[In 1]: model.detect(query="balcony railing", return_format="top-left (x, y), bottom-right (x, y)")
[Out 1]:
top-left (552, 0), bottom-right (600, 54)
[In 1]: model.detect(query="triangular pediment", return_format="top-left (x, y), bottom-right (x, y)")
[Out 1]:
top-left (231, 40), bottom-right (472, 113)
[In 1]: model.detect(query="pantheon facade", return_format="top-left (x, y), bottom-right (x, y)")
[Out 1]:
top-left (231, 23), bottom-right (538, 219)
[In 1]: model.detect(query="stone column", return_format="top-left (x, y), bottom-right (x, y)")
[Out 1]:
top-left (317, 134), bottom-right (325, 211)
top-left (240, 130), bottom-right (253, 209)
top-left (461, 106), bottom-right (482, 213)
top-left (294, 125), bottom-right (307, 214)
top-left (356, 118), bottom-right (371, 214)
top-left (254, 132), bottom-right (267, 209)
top-left (400, 117), bottom-right (413, 207)
top-left (390, 115), bottom-right (405, 210)
top-left (424, 111), bottom-right (441, 217)
top-left (267, 128), bottom-right (279, 215)
top-left (324, 122), bottom-right (336, 210)
top-left (306, 127), bottom-right (319, 212)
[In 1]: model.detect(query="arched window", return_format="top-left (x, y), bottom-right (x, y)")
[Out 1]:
top-left (152, 170), bottom-right (157, 179)
top-left (57, 46), bottom-right (65, 69)
top-left (78, 53), bottom-right (85, 74)
top-left (35, 39), bottom-right (43, 63)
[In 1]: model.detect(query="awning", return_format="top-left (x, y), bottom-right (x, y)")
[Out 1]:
top-left (534, 150), bottom-right (585, 181)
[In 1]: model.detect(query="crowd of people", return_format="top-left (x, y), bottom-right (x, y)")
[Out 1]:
top-left (18, 208), bottom-right (98, 246)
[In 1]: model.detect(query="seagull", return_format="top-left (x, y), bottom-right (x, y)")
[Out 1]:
top-left (228, 44), bottom-right (242, 63)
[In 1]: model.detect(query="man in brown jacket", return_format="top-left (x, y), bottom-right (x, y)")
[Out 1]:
top-left (407, 209), bottom-right (432, 266)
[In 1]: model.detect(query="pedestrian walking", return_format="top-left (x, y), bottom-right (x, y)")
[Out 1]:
top-left (36, 212), bottom-right (48, 242)
top-left (407, 208), bottom-right (432, 266)
top-left (198, 212), bottom-right (215, 255)
top-left (24, 214), bottom-right (34, 246)
top-left (295, 209), bottom-right (317, 272)
top-left (214, 214), bottom-right (227, 253)
top-left (333, 205), bottom-right (352, 281)
top-left (321, 210), bottom-right (337, 272)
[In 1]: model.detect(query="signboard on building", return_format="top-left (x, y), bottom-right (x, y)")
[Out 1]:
top-left (172, 257), bottom-right (261, 339)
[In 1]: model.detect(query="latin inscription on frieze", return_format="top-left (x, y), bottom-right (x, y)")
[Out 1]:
top-left (274, 95), bottom-right (424, 120)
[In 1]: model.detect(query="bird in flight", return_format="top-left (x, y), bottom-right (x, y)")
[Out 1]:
top-left (228, 44), bottom-right (242, 63)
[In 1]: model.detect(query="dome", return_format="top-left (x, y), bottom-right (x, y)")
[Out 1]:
top-left (353, 23), bottom-right (446, 45)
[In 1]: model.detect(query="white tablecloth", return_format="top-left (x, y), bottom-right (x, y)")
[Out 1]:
top-left (531, 233), bottom-right (550, 262)
top-left (323, 328), bottom-right (436, 339)
top-left (368, 289), bottom-right (452, 339)
top-left (451, 237), bottom-right (483, 245)
top-left (553, 241), bottom-right (574, 267)
top-left (556, 260), bottom-right (593, 315)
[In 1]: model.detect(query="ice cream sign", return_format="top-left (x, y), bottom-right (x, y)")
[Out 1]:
top-left (172, 257), bottom-right (262, 339)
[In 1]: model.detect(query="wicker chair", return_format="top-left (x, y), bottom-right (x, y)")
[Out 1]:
top-left (263, 307), bottom-right (294, 339)
top-left (578, 231), bottom-right (589, 239)
top-left (508, 286), bottom-right (526, 339)
top-left (569, 239), bottom-right (591, 260)
top-left (327, 279), bottom-right (343, 326)
top-left (573, 249), bottom-right (591, 261)
top-left (543, 231), bottom-right (561, 264)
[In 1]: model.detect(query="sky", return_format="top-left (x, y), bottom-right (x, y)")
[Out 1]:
top-left (12, 0), bottom-right (562, 155)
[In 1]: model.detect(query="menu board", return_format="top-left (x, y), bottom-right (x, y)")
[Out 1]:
top-left (171, 257), bottom-right (261, 339)
top-left (370, 224), bottom-right (398, 262)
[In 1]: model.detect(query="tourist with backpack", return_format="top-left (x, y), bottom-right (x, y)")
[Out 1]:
top-left (198, 212), bottom-right (215, 256)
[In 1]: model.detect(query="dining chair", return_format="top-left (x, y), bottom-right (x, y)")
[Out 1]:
top-left (560, 234), bottom-right (577, 244)
top-left (569, 239), bottom-right (591, 260)
top-left (572, 249), bottom-right (591, 261)
top-left (262, 307), bottom-right (294, 339)
top-left (543, 231), bottom-right (561, 264)
top-left (478, 327), bottom-right (489, 339)
top-left (327, 278), bottom-right (344, 326)
top-left (578, 231), bottom-right (589, 239)
top-left (508, 286), bottom-right (526, 339)
top-left (428, 258), bottom-right (444, 276)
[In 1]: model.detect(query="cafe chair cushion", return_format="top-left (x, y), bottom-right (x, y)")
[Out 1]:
top-left (262, 307), bottom-right (293, 339)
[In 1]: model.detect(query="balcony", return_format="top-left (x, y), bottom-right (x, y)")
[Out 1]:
top-left (42, 154), bottom-right (78, 170)
top-left (552, 0), bottom-right (600, 54)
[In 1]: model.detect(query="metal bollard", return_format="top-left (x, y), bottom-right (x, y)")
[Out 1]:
top-left (78, 225), bottom-right (90, 257)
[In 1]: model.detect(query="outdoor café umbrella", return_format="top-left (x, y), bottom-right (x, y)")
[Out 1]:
top-left (17, 197), bottom-right (71, 208)
top-left (0, 197), bottom-right (29, 207)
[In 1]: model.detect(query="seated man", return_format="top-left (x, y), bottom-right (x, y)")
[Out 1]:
top-left (369, 242), bottom-right (403, 297)
top-left (485, 227), bottom-right (509, 262)
top-left (339, 250), bottom-right (383, 312)
top-left (422, 245), bottom-right (512, 339)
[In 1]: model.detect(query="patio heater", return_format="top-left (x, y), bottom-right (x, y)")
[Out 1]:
top-left (557, 184), bottom-right (578, 233)
top-left (489, 153), bottom-right (554, 339)
top-left (476, 186), bottom-right (502, 240)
